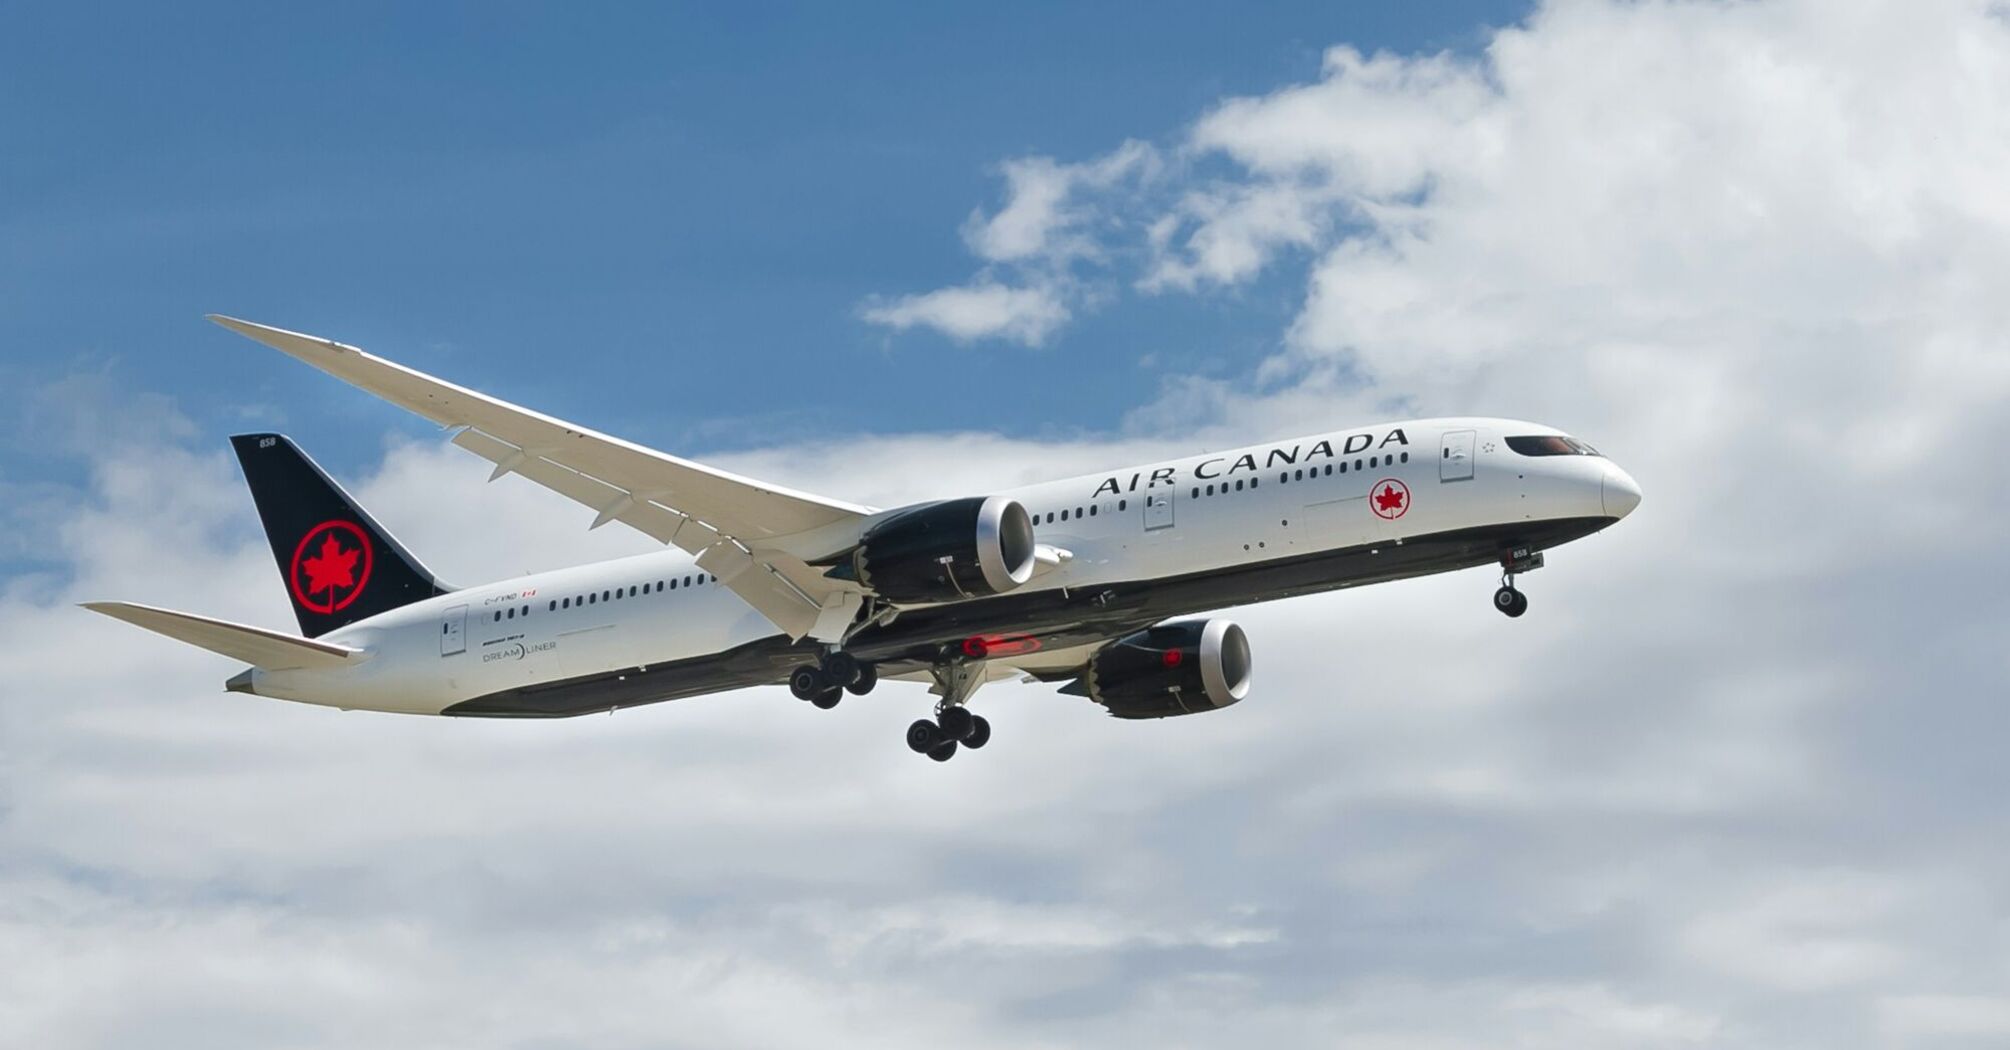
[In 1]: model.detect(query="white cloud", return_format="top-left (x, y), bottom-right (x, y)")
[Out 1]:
top-left (961, 140), bottom-right (1157, 264)
top-left (1880, 995), bottom-right (2010, 1042)
top-left (861, 141), bottom-right (1155, 345)
top-left (859, 281), bottom-right (1071, 346)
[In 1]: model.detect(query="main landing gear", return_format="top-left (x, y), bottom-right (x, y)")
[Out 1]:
top-left (789, 650), bottom-right (877, 709)
top-left (1493, 546), bottom-right (1544, 619)
top-left (905, 659), bottom-right (992, 762)
top-left (906, 707), bottom-right (992, 763)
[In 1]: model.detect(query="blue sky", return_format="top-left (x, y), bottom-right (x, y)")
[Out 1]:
top-left (3, 1), bottom-right (1523, 480)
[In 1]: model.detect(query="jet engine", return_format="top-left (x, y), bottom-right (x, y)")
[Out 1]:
top-left (852, 496), bottom-right (1037, 603)
top-left (1068, 618), bottom-right (1252, 718)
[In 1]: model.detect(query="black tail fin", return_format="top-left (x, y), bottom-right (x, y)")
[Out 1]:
top-left (230, 433), bottom-right (452, 637)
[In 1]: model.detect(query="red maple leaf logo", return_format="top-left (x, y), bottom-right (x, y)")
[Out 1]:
top-left (290, 520), bottom-right (373, 613)
top-left (300, 532), bottom-right (359, 597)
top-left (1375, 484), bottom-right (1406, 513)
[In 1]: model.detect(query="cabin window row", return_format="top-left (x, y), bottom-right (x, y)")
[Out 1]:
top-left (1036, 499), bottom-right (1125, 526)
top-left (1275, 451), bottom-right (1409, 486)
top-left (1191, 477), bottom-right (1263, 499)
top-left (494, 573), bottom-right (716, 621)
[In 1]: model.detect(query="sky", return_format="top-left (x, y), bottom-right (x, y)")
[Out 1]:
top-left (5, 1), bottom-right (2010, 1047)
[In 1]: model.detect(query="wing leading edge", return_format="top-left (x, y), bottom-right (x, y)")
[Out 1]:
top-left (207, 315), bottom-right (877, 640)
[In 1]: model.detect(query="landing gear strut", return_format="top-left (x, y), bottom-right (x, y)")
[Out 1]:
top-left (1494, 546), bottom-right (1543, 618)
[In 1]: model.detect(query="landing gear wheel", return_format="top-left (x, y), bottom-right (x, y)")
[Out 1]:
top-left (789, 665), bottom-right (829, 701)
top-left (963, 715), bottom-right (991, 750)
top-left (810, 687), bottom-right (842, 710)
top-left (844, 663), bottom-right (878, 696)
top-left (906, 719), bottom-right (939, 754)
top-left (927, 740), bottom-right (959, 762)
top-left (938, 705), bottom-right (975, 741)
top-left (821, 651), bottom-right (861, 687)
top-left (1494, 585), bottom-right (1528, 618)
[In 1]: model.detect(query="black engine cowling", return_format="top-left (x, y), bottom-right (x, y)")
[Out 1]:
top-left (853, 496), bottom-right (1037, 603)
top-left (1073, 618), bottom-right (1252, 719)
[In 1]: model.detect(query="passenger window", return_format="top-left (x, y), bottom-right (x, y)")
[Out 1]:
top-left (1075, 507), bottom-right (1084, 518)
top-left (684, 575), bottom-right (692, 587)
top-left (1235, 480), bottom-right (1244, 491)
top-left (628, 585), bottom-right (637, 598)
top-left (1354, 459), bottom-right (1363, 471)
top-left (1206, 484), bottom-right (1215, 496)
top-left (1190, 487), bottom-right (1199, 499)
top-left (1279, 472), bottom-right (1288, 483)
top-left (1400, 452), bottom-right (1409, 463)
top-left (506, 607), bottom-right (514, 619)
top-left (493, 611), bottom-right (501, 622)
top-left (1089, 505), bottom-right (1097, 517)
top-left (670, 578), bottom-right (678, 589)
top-left (1060, 509), bottom-right (1069, 521)
top-left (1118, 499), bottom-right (1127, 511)
top-left (548, 600), bottom-right (556, 612)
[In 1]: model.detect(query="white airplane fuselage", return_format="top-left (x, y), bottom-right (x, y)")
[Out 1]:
top-left (240, 417), bottom-right (1639, 716)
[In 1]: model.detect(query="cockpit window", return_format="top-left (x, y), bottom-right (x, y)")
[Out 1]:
top-left (1506, 435), bottom-right (1601, 457)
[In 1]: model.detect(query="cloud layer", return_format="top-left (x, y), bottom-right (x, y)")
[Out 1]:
top-left (9, 1), bottom-right (2010, 1047)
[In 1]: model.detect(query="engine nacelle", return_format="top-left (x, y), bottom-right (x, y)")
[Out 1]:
top-left (854, 495), bottom-right (1036, 603)
top-left (1074, 618), bottom-right (1252, 719)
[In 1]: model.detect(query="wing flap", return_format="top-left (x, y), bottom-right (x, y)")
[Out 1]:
top-left (81, 601), bottom-right (362, 670)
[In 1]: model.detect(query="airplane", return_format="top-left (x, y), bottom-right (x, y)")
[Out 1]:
top-left (85, 316), bottom-right (1642, 762)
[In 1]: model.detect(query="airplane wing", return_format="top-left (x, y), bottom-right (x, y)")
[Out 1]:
top-left (208, 316), bottom-right (878, 641)
top-left (81, 601), bottom-right (362, 670)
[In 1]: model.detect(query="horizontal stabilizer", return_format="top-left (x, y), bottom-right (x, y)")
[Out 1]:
top-left (80, 601), bottom-right (362, 670)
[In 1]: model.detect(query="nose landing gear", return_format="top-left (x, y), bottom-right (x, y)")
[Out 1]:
top-left (1493, 547), bottom-right (1543, 618)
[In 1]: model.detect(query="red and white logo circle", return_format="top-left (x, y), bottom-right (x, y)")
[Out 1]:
top-left (1370, 478), bottom-right (1410, 520)
top-left (290, 519), bottom-right (374, 614)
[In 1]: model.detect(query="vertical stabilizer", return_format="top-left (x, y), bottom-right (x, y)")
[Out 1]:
top-left (230, 433), bottom-right (451, 637)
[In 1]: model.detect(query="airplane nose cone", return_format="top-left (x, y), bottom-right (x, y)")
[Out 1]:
top-left (1602, 466), bottom-right (1643, 519)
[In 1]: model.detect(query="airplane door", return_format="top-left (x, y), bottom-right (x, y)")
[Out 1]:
top-left (1144, 490), bottom-right (1175, 530)
top-left (1441, 429), bottom-right (1476, 482)
top-left (441, 604), bottom-right (466, 656)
